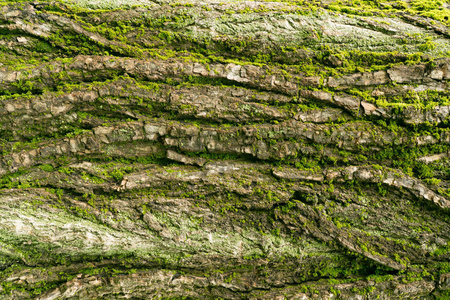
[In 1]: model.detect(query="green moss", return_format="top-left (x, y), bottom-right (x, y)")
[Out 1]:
top-left (0, 0), bottom-right (449, 297)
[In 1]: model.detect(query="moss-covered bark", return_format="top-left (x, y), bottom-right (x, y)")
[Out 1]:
top-left (1, 0), bottom-right (450, 299)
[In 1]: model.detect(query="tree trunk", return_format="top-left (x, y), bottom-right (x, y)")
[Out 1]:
top-left (1, 0), bottom-right (450, 298)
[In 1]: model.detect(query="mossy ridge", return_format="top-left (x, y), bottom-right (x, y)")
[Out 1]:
top-left (2, 0), bottom-right (449, 80)
top-left (0, 187), bottom-right (410, 298)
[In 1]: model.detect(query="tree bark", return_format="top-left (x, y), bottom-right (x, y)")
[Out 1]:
top-left (0, 0), bottom-right (450, 298)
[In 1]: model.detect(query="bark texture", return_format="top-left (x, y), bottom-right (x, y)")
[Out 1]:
top-left (1, 0), bottom-right (450, 299)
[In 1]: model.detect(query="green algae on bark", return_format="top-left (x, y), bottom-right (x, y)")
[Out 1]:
top-left (0, 0), bottom-right (450, 299)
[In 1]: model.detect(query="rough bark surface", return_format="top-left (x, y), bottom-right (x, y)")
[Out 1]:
top-left (1, 0), bottom-right (450, 299)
